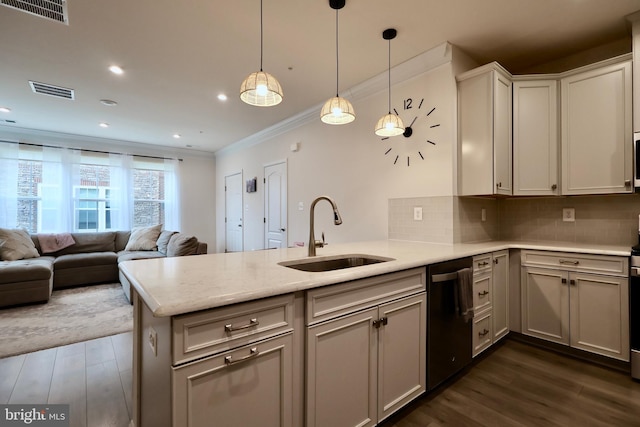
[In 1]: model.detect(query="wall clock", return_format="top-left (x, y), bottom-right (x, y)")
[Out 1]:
top-left (380, 97), bottom-right (440, 166)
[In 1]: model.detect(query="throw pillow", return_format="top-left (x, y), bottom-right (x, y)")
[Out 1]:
top-left (166, 233), bottom-right (199, 257)
top-left (156, 230), bottom-right (176, 255)
top-left (125, 224), bottom-right (163, 251)
top-left (0, 228), bottom-right (40, 261)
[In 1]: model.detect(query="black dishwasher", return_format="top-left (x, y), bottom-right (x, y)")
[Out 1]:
top-left (427, 257), bottom-right (473, 390)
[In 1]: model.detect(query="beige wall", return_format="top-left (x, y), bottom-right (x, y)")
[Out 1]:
top-left (215, 60), bottom-right (459, 253)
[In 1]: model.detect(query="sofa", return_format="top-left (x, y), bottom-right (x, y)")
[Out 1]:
top-left (0, 227), bottom-right (207, 308)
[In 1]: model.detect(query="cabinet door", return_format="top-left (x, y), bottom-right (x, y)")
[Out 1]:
top-left (172, 333), bottom-right (293, 427)
top-left (569, 273), bottom-right (630, 361)
top-left (492, 251), bottom-right (509, 342)
top-left (306, 307), bottom-right (378, 427)
top-left (377, 294), bottom-right (426, 422)
top-left (493, 71), bottom-right (512, 196)
top-left (513, 80), bottom-right (558, 195)
top-left (561, 60), bottom-right (633, 194)
top-left (521, 267), bottom-right (570, 345)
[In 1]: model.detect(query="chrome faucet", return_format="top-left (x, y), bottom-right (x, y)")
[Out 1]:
top-left (308, 196), bottom-right (342, 256)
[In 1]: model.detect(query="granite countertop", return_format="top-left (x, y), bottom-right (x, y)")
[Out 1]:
top-left (118, 239), bottom-right (631, 317)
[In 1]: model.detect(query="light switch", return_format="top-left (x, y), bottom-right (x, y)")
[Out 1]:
top-left (413, 207), bottom-right (423, 221)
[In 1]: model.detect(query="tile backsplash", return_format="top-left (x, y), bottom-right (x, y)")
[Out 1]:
top-left (389, 194), bottom-right (640, 247)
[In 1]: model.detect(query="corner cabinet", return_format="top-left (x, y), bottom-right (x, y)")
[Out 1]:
top-left (512, 79), bottom-right (559, 196)
top-left (520, 250), bottom-right (629, 361)
top-left (561, 58), bottom-right (633, 195)
top-left (471, 251), bottom-right (509, 357)
top-left (457, 62), bottom-right (512, 196)
top-left (305, 268), bottom-right (426, 427)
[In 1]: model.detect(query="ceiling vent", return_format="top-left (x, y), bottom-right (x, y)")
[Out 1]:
top-left (29, 81), bottom-right (75, 100)
top-left (1, 0), bottom-right (68, 24)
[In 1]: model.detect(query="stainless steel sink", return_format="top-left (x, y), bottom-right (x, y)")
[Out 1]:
top-left (279, 254), bottom-right (394, 272)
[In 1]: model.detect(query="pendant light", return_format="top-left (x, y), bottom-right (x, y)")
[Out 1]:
top-left (320, 0), bottom-right (355, 125)
top-left (240, 0), bottom-right (283, 107)
top-left (374, 28), bottom-right (404, 136)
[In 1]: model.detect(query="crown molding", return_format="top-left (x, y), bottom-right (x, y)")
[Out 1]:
top-left (216, 42), bottom-right (453, 157)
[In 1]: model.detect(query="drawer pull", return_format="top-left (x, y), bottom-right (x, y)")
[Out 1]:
top-left (478, 290), bottom-right (489, 297)
top-left (478, 329), bottom-right (489, 337)
top-left (559, 259), bottom-right (579, 266)
top-left (477, 261), bottom-right (489, 267)
top-left (224, 347), bottom-right (259, 365)
top-left (225, 318), bottom-right (259, 332)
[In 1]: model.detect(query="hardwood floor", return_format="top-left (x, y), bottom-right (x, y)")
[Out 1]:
top-left (1, 334), bottom-right (639, 427)
top-left (0, 332), bottom-right (133, 427)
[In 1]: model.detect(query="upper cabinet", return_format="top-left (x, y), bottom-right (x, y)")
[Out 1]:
top-left (513, 79), bottom-right (558, 196)
top-left (561, 59), bottom-right (633, 195)
top-left (457, 63), bottom-right (512, 196)
top-left (629, 12), bottom-right (640, 132)
top-left (457, 54), bottom-right (632, 197)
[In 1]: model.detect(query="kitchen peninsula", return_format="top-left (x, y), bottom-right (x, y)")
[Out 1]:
top-left (120, 239), bottom-right (630, 427)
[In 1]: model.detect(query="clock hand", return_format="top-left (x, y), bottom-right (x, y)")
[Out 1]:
top-left (409, 116), bottom-right (417, 127)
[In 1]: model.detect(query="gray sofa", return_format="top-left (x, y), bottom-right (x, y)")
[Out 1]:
top-left (0, 230), bottom-right (207, 308)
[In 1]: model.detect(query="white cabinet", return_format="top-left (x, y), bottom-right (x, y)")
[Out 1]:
top-left (305, 268), bottom-right (426, 427)
top-left (521, 250), bottom-right (630, 361)
top-left (561, 59), bottom-right (633, 195)
top-left (628, 11), bottom-right (640, 131)
top-left (513, 79), bottom-right (559, 196)
top-left (457, 62), bottom-right (512, 196)
top-left (471, 251), bottom-right (509, 357)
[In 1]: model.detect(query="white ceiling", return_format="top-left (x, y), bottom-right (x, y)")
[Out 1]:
top-left (0, 0), bottom-right (639, 154)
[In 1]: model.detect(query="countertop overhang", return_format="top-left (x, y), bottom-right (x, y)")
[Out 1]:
top-left (119, 239), bottom-right (631, 317)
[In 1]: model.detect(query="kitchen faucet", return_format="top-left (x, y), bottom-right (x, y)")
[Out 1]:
top-left (308, 196), bottom-right (342, 256)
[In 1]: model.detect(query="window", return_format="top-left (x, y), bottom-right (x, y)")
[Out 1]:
top-left (0, 143), bottom-right (180, 233)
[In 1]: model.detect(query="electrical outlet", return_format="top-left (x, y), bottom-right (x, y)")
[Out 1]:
top-left (148, 326), bottom-right (157, 356)
top-left (562, 208), bottom-right (575, 222)
top-left (413, 207), bottom-right (423, 221)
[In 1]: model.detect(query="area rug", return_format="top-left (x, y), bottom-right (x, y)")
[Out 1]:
top-left (0, 283), bottom-right (133, 358)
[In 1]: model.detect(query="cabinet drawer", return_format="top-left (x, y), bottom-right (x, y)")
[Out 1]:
top-left (173, 293), bottom-right (294, 365)
top-left (306, 268), bottom-right (426, 325)
top-left (473, 254), bottom-right (492, 275)
top-left (473, 312), bottom-right (492, 357)
top-left (473, 272), bottom-right (492, 313)
top-left (521, 250), bottom-right (628, 276)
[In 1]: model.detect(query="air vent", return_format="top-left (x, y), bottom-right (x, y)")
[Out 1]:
top-left (0, 119), bottom-right (17, 124)
top-left (29, 81), bottom-right (74, 100)
top-left (1, 0), bottom-right (68, 24)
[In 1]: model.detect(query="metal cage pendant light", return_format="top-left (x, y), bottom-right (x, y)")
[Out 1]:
top-left (320, 0), bottom-right (355, 125)
top-left (240, 0), bottom-right (283, 107)
top-left (374, 28), bottom-right (404, 136)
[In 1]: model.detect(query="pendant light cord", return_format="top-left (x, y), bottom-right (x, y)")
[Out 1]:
top-left (387, 37), bottom-right (391, 114)
top-left (260, 0), bottom-right (264, 72)
top-left (335, 9), bottom-right (339, 97)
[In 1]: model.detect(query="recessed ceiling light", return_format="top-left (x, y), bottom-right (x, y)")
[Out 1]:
top-left (99, 122), bottom-right (109, 128)
top-left (173, 133), bottom-right (181, 139)
top-left (100, 99), bottom-right (118, 106)
top-left (109, 65), bottom-right (124, 75)
top-left (217, 94), bottom-right (227, 101)
top-left (0, 107), bottom-right (11, 113)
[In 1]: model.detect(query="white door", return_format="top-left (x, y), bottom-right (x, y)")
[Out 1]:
top-left (225, 172), bottom-right (243, 253)
top-left (264, 161), bottom-right (287, 249)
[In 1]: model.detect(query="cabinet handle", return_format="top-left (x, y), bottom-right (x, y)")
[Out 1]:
top-left (559, 259), bottom-right (579, 266)
top-left (478, 290), bottom-right (489, 297)
top-left (224, 347), bottom-right (259, 365)
top-left (570, 279), bottom-right (576, 286)
top-left (225, 318), bottom-right (259, 332)
top-left (551, 184), bottom-right (557, 190)
top-left (478, 261), bottom-right (489, 267)
top-left (625, 180), bottom-right (631, 188)
top-left (561, 278), bottom-right (567, 284)
top-left (496, 182), bottom-right (502, 189)
top-left (493, 258), bottom-right (499, 265)
top-left (479, 329), bottom-right (489, 337)
top-left (373, 317), bottom-right (389, 329)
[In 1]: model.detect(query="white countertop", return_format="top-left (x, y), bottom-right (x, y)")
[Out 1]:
top-left (119, 239), bottom-right (631, 317)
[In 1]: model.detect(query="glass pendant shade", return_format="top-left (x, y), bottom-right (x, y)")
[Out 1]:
top-left (374, 113), bottom-right (405, 136)
top-left (240, 70), bottom-right (283, 107)
top-left (320, 96), bottom-right (355, 125)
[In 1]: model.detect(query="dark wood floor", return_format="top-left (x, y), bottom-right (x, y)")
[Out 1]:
top-left (2, 334), bottom-right (639, 427)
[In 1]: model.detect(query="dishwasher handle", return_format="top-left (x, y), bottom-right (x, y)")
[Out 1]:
top-left (431, 272), bottom-right (459, 283)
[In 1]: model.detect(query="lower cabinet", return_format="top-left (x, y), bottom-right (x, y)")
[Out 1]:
top-left (305, 269), bottom-right (427, 427)
top-left (172, 333), bottom-right (294, 427)
top-left (521, 250), bottom-right (629, 361)
top-left (471, 250), bottom-right (509, 357)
